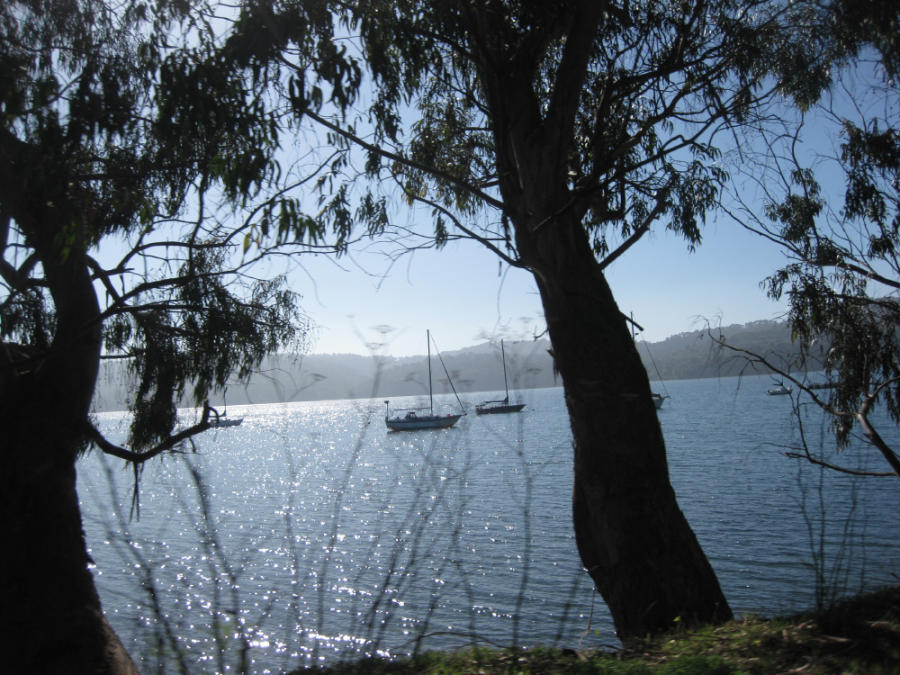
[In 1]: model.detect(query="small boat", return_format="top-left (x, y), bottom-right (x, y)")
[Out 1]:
top-left (767, 384), bottom-right (793, 396)
top-left (385, 331), bottom-right (465, 430)
top-left (476, 340), bottom-right (526, 415)
top-left (210, 416), bottom-right (243, 428)
top-left (652, 393), bottom-right (669, 409)
top-left (384, 406), bottom-right (462, 430)
top-left (209, 387), bottom-right (243, 427)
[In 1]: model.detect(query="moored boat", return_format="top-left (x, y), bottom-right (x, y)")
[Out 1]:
top-left (385, 330), bottom-right (465, 430)
top-left (475, 340), bottom-right (526, 415)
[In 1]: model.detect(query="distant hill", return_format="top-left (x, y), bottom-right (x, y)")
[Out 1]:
top-left (93, 320), bottom-right (807, 411)
top-left (636, 319), bottom-right (811, 382)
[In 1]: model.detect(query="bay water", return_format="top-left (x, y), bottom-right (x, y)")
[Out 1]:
top-left (78, 375), bottom-right (899, 673)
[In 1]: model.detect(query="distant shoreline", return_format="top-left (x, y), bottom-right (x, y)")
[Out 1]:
top-left (94, 320), bottom-right (810, 412)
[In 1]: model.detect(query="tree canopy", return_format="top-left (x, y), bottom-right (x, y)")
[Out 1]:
top-left (725, 1), bottom-right (900, 479)
top-left (0, 1), bottom-right (347, 671)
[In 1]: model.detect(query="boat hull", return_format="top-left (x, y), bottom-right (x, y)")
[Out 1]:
top-left (385, 414), bottom-right (463, 430)
top-left (475, 403), bottom-right (526, 415)
top-left (211, 418), bottom-right (243, 428)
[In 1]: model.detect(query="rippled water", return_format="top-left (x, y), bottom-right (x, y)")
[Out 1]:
top-left (78, 376), bottom-right (899, 673)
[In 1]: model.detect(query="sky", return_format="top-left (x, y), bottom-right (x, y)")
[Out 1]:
top-left (289, 212), bottom-right (791, 358)
top-left (289, 62), bottom-right (888, 359)
top-left (84, 52), bottom-right (883, 361)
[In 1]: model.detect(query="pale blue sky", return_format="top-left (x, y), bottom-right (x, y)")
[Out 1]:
top-left (295, 61), bottom-right (889, 359)
top-left (83, 57), bottom-right (883, 361)
top-left (293, 211), bottom-right (791, 358)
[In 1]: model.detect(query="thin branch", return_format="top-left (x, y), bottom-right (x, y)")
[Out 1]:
top-left (86, 403), bottom-right (213, 464)
top-left (857, 377), bottom-right (900, 478)
top-left (598, 185), bottom-right (671, 272)
top-left (303, 110), bottom-right (505, 212)
top-left (709, 332), bottom-right (900, 479)
top-left (784, 450), bottom-right (897, 477)
top-left (402, 191), bottom-right (523, 268)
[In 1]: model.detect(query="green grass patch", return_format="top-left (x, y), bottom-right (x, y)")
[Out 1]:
top-left (292, 586), bottom-right (900, 675)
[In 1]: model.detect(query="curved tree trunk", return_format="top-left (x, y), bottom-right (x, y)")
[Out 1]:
top-left (468, 0), bottom-right (733, 635)
top-left (519, 212), bottom-right (732, 638)
top-left (2, 407), bottom-right (140, 675)
top-left (0, 240), bottom-right (139, 673)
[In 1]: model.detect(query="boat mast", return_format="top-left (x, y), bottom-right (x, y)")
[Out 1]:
top-left (427, 329), bottom-right (433, 416)
top-left (501, 340), bottom-right (510, 402)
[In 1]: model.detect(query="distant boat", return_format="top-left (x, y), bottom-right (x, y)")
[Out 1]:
top-left (210, 417), bottom-right (243, 428)
top-left (476, 340), bottom-right (526, 415)
top-left (652, 393), bottom-right (669, 409)
top-left (209, 387), bottom-right (243, 428)
top-left (385, 331), bottom-right (465, 430)
top-left (767, 384), bottom-right (793, 396)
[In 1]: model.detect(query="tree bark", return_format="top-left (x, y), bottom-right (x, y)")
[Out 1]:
top-left (465, 0), bottom-right (734, 636)
top-left (518, 211), bottom-right (733, 638)
top-left (0, 215), bottom-right (140, 672)
top-left (1, 404), bottom-right (140, 674)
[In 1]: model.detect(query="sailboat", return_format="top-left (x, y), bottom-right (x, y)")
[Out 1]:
top-left (475, 340), bottom-right (526, 414)
top-left (385, 331), bottom-right (465, 430)
top-left (651, 393), bottom-right (670, 409)
top-left (210, 387), bottom-right (243, 428)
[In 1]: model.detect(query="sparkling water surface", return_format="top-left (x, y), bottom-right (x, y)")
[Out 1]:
top-left (78, 376), bottom-right (899, 673)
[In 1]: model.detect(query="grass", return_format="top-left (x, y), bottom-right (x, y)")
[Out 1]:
top-left (292, 585), bottom-right (900, 674)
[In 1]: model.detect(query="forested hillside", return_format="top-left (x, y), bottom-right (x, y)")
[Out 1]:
top-left (637, 319), bottom-right (810, 382)
top-left (94, 320), bottom-right (804, 410)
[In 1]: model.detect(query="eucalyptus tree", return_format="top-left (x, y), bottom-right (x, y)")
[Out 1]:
top-left (228, 0), bottom-right (832, 638)
top-left (725, 2), bottom-right (900, 480)
top-left (0, 1), bottom-right (351, 672)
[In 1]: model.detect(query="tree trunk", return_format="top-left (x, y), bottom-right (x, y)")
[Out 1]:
top-left (519, 212), bottom-right (733, 639)
top-left (0, 247), bottom-right (140, 673)
top-left (1, 406), bottom-right (140, 674)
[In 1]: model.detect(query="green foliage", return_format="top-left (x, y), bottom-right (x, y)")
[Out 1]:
top-left (219, 0), bottom-right (850, 283)
top-left (0, 0), bottom-right (320, 453)
top-left (756, 61), bottom-right (900, 449)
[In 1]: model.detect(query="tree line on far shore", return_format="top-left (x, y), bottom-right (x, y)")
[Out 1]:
top-left (92, 320), bottom-right (801, 410)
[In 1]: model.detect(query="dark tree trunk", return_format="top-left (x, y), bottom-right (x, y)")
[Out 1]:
top-left (2, 404), bottom-right (140, 674)
top-left (0, 242), bottom-right (139, 673)
top-left (518, 211), bottom-right (732, 638)
top-left (468, 0), bottom-right (733, 635)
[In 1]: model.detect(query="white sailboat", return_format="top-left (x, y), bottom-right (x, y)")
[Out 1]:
top-left (385, 331), bottom-right (465, 430)
top-left (475, 340), bottom-right (526, 414)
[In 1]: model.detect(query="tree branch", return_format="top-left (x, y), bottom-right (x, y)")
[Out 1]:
top-left (403, 190), bottom-right (524, 268)
top-left (598, 185), bottom-right (671, 272)
top-left (784, 449), bottom-right (897, 477)
top-left (857, 377), bottom-right (900, 478)
top-left (709, 331), bottom-right (900, 479)
top-left (303, 110), bottom-right (505, 212)
top-left (86, 403), bottom-right (213, 464)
